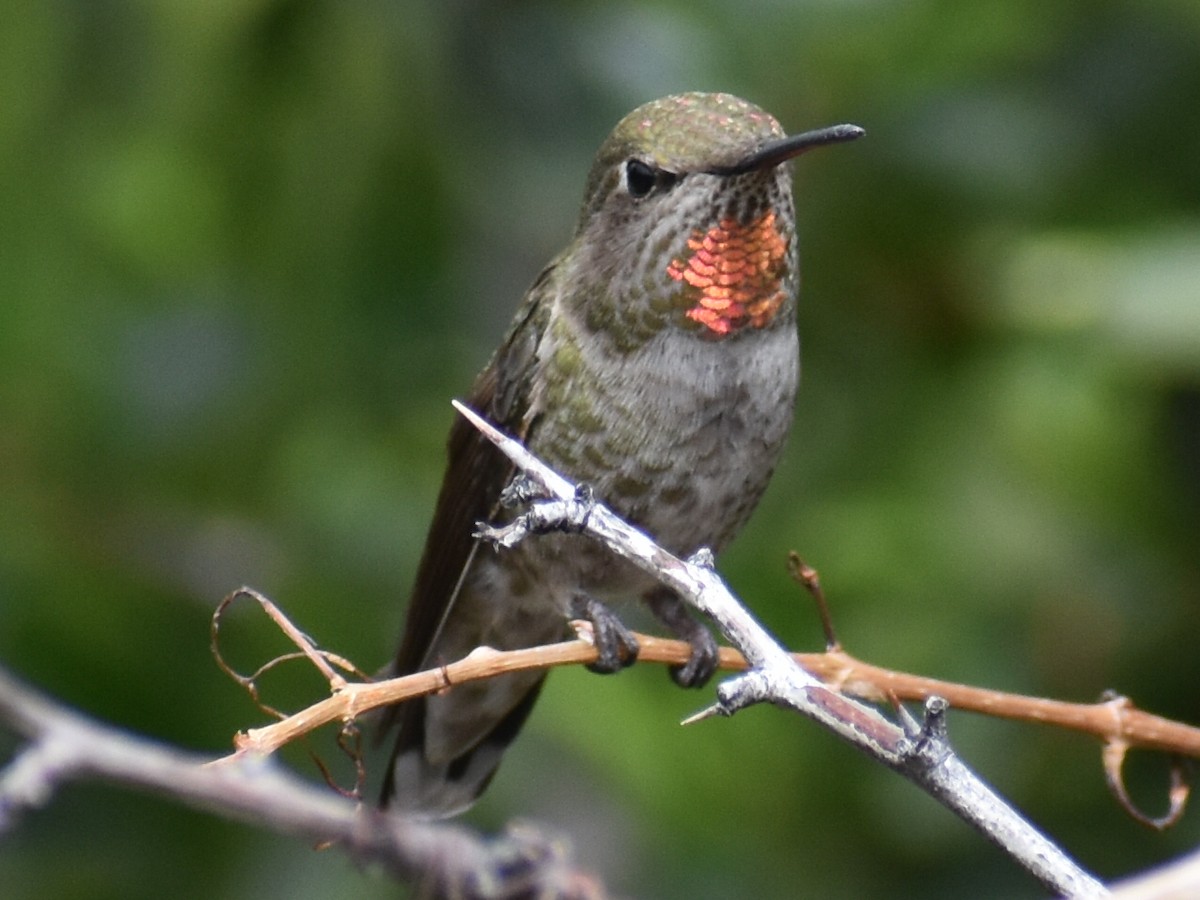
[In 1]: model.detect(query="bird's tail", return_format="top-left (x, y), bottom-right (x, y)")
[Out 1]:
top-left (381, 672), bottom-right (546, 818)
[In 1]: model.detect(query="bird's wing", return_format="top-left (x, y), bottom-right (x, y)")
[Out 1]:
top-left (387, 261), bottom-right (555, 684)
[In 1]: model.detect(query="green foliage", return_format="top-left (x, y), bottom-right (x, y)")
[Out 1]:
top-left (1, 1), bottom-right (1198, 897)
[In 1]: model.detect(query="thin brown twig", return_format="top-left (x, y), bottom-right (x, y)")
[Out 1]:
top-left (787, 552), bottom-right (838, 650)
top-left (211, 587), bottom-right (374, 722)
top-left (219, 621), bottom-right (1200, 767)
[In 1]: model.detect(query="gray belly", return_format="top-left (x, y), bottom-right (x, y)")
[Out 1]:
top-left (522, 322), bottom-right (800, 605)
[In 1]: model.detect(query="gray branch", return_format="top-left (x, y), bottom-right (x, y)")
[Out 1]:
top-left (456, 400), bottom-right (1109, 899)
top-left (0, 668), bottom-right (603, 900)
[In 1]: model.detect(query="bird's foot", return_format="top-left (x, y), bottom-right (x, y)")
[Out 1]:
top-left (646, 587), bottom-right (719, 688)
top-left (570, 594), bottom-right (639, 674)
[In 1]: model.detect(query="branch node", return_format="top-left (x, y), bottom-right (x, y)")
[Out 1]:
top-left (711, 670), bottom-right (771, 717)
top-left (476, 490), bottom-right (595, 550)
top-left (475, 518), bottom-right (526, 549)
top-left (499, 473), bottom-right (545, 508)
top-left (0, 736), bottom-right (78, 831)
top-left (919, 696), bottom-right (950, 743)
top-left (569, 619), bottom-right (595, 646)
top-left (896, 696), bottom-right (953, 771)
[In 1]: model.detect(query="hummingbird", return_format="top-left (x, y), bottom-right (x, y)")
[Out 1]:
top-left (382, 92), bottom-right (862, 817)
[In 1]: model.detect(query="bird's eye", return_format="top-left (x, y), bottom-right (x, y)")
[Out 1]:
top-left (625, 159), bottom-right (658, 198)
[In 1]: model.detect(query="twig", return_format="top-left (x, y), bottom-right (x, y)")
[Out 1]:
top-left (787, 552), bottom-right (839, 650)
top-left (452, 399), bottom-right (1110, 899)
top-left (0, 667), bottom-right (603, 900)
top-left (227, 629), bottom-right (1200, 773)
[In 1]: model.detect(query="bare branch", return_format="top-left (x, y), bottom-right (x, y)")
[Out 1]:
top-left (0, 667), bottom-right (603, 899)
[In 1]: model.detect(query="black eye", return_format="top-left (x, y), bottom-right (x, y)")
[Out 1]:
top-left (625, 159), bottom-right (657, 198)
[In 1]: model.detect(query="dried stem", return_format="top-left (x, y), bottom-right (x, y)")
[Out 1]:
top-left (226, 624), bottom-right (1200, 771)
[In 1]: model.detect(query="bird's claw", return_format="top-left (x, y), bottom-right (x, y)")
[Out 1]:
top-left (570, 595), bottom-right (639, 673)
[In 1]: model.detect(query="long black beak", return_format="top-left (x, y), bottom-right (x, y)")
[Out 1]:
top-left (708, 123), bottom-right (865, 176)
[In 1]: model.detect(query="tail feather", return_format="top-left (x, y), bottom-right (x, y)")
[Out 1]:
top-left (382, 675), bottom-right (546, 818)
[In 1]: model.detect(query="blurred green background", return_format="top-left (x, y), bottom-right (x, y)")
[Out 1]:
top-left (2, 1), bottom-right (1199, 897)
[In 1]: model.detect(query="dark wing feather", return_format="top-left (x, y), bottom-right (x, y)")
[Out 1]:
top-left (389, 265), bottom-right (552, 679)
top-left (380, 265), bottom-right (554, 801)
top-left (388, 362), bottom-right (510, 680)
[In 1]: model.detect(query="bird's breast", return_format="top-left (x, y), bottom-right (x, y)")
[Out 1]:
top-left (531, 320), bottom-right (799, 557)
